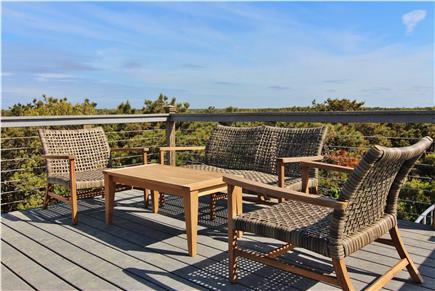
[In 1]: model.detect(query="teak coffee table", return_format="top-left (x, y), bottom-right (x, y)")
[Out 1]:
top-left (103, 164), bottom-right (227, 256)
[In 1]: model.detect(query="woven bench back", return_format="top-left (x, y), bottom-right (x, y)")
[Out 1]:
top-left (39, 127), bottom-right (110, 176)
top-left (330, 137), bottom-right (433, 253)
top-left (204, 125), bottom-right (327, 176)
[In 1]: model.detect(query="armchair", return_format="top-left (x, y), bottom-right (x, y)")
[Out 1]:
top-left (39, 127), bottom-right (149, 224)
top-left (227, 137), bottom-right (432, 290)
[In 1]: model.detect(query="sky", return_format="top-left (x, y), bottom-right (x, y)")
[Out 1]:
top-left (1, 1), bottom-right (434, 109)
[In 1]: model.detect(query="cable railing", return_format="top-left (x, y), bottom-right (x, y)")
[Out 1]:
top-left (1, 110), bottom-right (433, 223)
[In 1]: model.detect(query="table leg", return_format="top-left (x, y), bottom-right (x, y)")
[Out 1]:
top-left (144, 189), bottom-right (149, 208)
top-left (184, 191), bottom-right (198, 256)
top-left (104, 174), bottom-right (115, 224)
top-left (151, 190), bottom-right (159, 214)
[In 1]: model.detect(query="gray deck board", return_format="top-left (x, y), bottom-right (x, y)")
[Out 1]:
top-left (1, 263), bottom-right (34, 291)
top-left (1, 242), bottom-right (73, 290)
top-left (1, 189), bottom-right (434, 291)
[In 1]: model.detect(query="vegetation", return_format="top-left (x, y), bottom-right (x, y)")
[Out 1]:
top-left (1, 95), bottom-right (433, 222)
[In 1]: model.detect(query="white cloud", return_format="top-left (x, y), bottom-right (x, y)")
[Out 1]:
top-left (402, 10), bottom-right (427, 33)
top-left (35, 73), bottom-right (75, 82)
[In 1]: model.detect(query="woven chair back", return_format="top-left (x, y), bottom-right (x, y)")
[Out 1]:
top-left (204, 125), bottom-right (327, 176)
top-left (332, 137), bottom-right (433, 238)
top-left (39, 127), bottom-right (111, 176)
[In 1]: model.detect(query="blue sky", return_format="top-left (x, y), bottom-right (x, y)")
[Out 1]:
top-left (1, 1), bottom-right (434, 109)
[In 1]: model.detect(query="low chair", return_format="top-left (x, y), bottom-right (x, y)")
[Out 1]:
top-left (39, 127), bottom-right (149, 224)
top-left (226, 137), bottom-right (432, 290)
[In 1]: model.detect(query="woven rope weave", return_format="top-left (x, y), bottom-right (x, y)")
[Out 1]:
top-left (233, 137), bottom-right (433, 259)
top-left (39, 127), bottom-right (110, 188)
top-left (204, 125), bottom-right (327, 177)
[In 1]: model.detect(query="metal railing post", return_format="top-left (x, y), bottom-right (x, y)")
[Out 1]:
top-left (165, 105), bottom-right (177, 166)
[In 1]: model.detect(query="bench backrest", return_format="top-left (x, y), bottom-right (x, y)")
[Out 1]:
top-left (204, 125), bottom-right (327, 177)
top-left (39, 127), bottom-right (110, 176)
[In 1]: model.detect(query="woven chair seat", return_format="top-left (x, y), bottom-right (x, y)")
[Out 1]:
top-left (234, 200), bottom-right (333, 256)
top-left (48, 169), bottom-right (105, 190)
top-left (183, 164), bottom-right (316, 190)
top-left (233, 199), bottom-right (397, 258)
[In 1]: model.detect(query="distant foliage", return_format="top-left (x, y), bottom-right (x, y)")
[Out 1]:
top-left (311, 98), bottom-right (365, 111)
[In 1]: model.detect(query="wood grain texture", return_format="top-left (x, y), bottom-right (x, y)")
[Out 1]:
top-left (104, 164), bottom-right (224, 192)
top-left (300, 161), bottom-right (354, 174)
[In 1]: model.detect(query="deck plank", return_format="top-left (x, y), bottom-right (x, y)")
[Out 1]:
top-left (41, 202), bottom-right (309, 290)
top-left (3, 211), bottom-right (199, 291)
top-left (1, 222), bottom-right (118, 290)
top-left (1, 242), bottom-right (73, 290)
top-left (88, 191), bottom-right (435, 290)
top-left (1, 263), bottom-right (34, 291)
top-left (2, 189), bottom-right (434, 291)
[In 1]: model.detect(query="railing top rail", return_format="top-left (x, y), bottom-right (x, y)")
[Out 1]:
top-left (1, 113), bottom-right (169, 128)
top-left (1, 110), bottom-right (434, 128)
top-left (170, 110), bottom-right (435, 123)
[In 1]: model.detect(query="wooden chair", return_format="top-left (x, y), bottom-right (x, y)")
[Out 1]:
top-left (39, 127), bottom-right (149, 224)
top-left (226, 137), bottom-right (432, 291)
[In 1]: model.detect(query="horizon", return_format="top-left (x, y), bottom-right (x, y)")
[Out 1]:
top-left (2, 1), bottom-right (434, 109)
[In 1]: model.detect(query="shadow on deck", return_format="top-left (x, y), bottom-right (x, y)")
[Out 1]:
top-left (1, 190), bottom-right (434, 290)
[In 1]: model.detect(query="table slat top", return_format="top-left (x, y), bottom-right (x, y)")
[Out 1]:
top-left (104, 164), bottom-right (225, 192)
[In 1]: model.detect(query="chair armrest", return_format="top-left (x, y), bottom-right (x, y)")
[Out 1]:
top-left (300, 161), bottom-right (354, 174)
top-left (41, 154), bottom-right (75, 160)
top-left (110, 147), bottom-right (149, 165)
top-left (41, 155), bottom-right (77, 185)
top-left (277, 155), bottom-right (323, 164)
top-left (224, 175), bottom-right (348, 211)
top-left (159, 146), bottom-right (206, 165)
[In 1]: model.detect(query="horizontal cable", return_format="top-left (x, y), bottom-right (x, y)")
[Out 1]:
top-left (1, 187), bottom-right (44, 195)
top-left (0, 179), bottom-right (22, 184)
top-left (0, 147), bottom-right (39, 151)
top-left (0, 135), bottom-right (39, 141)
top-left (111, 155), bottom-right (143, 160)
top-left (1, 166), bottom-right (46, 173)
top-left (1, 200), bottom-right (28, 206)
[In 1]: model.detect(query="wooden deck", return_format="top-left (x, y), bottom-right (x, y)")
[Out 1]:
top-left (1, 190), bottom-right (434, 291)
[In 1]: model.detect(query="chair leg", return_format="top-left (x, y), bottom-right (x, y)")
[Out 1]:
top-left (43, 184), bottom-right (51, 209)
top-left (389, 225), bottom-right (423, 283)
top-left (71, 187), bottom-right (78, 225)
top-left (210, 193), bottom-right (217, 220)
top-left (228, 228), bottom-right (238, 283)
top-left (332, 258), bottom-right (355, 291)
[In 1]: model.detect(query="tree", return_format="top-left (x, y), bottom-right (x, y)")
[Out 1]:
top-left (9, 95), bottom-right (97, 116)
top-left (142, 93), bottom-right (189, 113)
top-left (117, 101), bottom-right (135, 114)
top-left (312, 98), bottom-right (365, 111)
